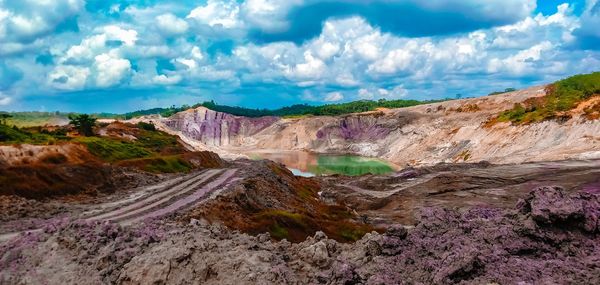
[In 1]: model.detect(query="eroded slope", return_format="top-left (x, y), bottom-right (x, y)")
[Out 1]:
top-left (156, 86), bottom-right (600, 166)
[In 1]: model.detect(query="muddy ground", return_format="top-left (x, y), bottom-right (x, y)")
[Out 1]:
top-left (1, 159), bottom-right (599, 284)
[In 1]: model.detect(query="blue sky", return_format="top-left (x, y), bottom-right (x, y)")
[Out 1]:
top-left (0, 0), bottom-right (598, 113)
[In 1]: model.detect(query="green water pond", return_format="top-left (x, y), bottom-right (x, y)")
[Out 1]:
top-left (249, 151), bottom-right (396, 177)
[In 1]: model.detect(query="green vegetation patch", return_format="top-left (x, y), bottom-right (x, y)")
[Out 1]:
top-left (495, 72), bottom-right (600, 124)
top-left (339, 226), bottom-right (370, 242)
top-left (1, 111), bottom-right (73, 128)
top-left (269, 223), bottom-right (289, 240)
top-left (140, 156), bottom-right (193, 173)
top-left (0, 125), bottom-right (69, 145)
top-left (133, 127), bottom-right (181, 153)
top-left (75, 137), bottom-right (151, 162)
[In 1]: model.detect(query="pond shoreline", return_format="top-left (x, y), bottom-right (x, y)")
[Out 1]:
top-left (243, 149), bottom-right (400, 177)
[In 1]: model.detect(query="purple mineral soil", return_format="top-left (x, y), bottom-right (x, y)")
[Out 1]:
top-left (367, 187), bottom-right (600, 284)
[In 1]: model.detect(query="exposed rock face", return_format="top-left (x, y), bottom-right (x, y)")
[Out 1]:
top-left (2, 188), bottom-right (598, 285)
top-left (163, 107), bottom-right (279, 147)
top-left (155, 87), bottom-right (600, 166)
top-left (518, 186), bottom-right (599, 233)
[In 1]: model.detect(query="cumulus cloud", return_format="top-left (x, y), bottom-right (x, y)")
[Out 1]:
top-left (187, 0), bottom-right (242, 29)
top-left (156, 13), bottom-right (189, 35)
top-left (48, 65), bottom-right (90, 90)
top-left (572, 0), bottom-right (600, 49)
top-left (0, 0), bottom-right (83, 45)
top-left (324, 91), bottom-right (343, 102)
top-left (357, 85), bottom-right (408, 100)
top-left (0, 0), bottom-right (598, 111)
top-left (94, 53), bottom-right (132, 87)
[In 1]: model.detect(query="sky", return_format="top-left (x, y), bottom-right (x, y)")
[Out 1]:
top-left (0, 0), bottom-right (599, 113)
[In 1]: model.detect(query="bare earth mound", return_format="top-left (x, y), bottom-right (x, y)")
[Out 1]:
top-left (1, 187), bottom-right (597, 284)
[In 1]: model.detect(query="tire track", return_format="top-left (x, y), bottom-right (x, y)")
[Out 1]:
top-left (0, 168), bottom-right (238, 243)
top-left (84, 170), bottom-right (209, 214)
top-left (87, 169), bottom-right (222, 222)
top-left (121, 169), bottom-right (238, 225)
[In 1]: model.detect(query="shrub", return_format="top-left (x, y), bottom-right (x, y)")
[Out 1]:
top-left (69, 114), bottom-right (97, 136)
top-left (136, 122), bottom-right (156, 131)
top-left (495, 72), bottom-right (600, 124)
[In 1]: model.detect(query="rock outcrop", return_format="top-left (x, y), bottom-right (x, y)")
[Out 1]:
top-left (155, 87), bottom-right (600, 166)
top-left (163, 107), bottom-right (278, 147)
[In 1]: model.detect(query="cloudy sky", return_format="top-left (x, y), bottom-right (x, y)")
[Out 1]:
top-left (0, 0), bottom-right (599, 113)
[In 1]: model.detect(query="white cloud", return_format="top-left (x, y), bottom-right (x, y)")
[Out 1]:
top-left (324, 91), bottom-right (344, 102)
top-left (102, 25), bottom-right (138, 47)
top-left (0, 92), bottom-right (11, 105)
top-left (240, 0), bottom-right (300, 32)
top-left (314, 41), bottom-right (340, 60)
top-left (156, 13), bottom-right (189, 35)
top-left (488, 41), bottom-right (554, 75)
top-left (94, 53), bottom-right (132, 88)
top-left (0, 0), bottom-right (83, 43)
top-left (357, 85), bottom-right (407, 100)
top-left (62, 25), bottom-right (138, 64)
top-left (286, 51), bottom-right (326, 80)
top-left (358, 88), bottom-right (373, 99)
top-left (2, 0), bottom-right (598, 108)
top-left (369, 48), bottom-right (414, 75)
top-left (48, 65), bottom-right (90, 90)
top-left (153, 74), bottom-right (182, 85)
top-left (187, 0), bottom-right (242, 29)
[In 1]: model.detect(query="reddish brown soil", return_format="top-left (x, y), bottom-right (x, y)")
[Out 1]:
top-left (183, 160), bottom-right (377, 243)
top-left (0, 163), bottom-right (148, 200)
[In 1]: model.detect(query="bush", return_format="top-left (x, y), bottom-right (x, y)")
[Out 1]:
top-left (495, 72), bottom-right (600, 124)
top-left (136, 122), bottom-right (156, 131)
top-left (69, 114), bottom-right (97, 136)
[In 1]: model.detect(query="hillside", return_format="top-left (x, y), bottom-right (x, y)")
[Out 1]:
top-left (147, 75), bottom-right (600, 166)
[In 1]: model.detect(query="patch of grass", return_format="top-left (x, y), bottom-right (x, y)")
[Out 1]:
top-left (260, 210), bottom-right (305, 223)
top-left (495, 72), bottom-right (600, 125)
top-left (0, 125), bottom-right (67, 145)
top-left (75, 137), bottom-right (151, 162)
top-left (3, 112), bottom-right (72, 128)
top-left (339, 226), bottom-right (370, 242)
top-left (269, 223), bottom-right (289, 240)
top-left (140, 156), bottom-right (193, 174)
top-left (134, 128), bottom-right (182, 153)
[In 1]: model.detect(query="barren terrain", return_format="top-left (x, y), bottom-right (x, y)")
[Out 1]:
top-left (2, 85), bottom-right (600, 284)
top-left (151, 86), bottom-right (600, 166)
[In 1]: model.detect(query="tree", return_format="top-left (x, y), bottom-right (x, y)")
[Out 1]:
top-left (69, 114), bottom-right (97, 136)
top-left (0, 113), bottom-right (12, 125)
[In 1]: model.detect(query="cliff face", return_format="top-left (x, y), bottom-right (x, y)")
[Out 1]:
top-left (156, 86), bottom-right (600, 166)
top-left (162, 107), bottom-right (279, 147)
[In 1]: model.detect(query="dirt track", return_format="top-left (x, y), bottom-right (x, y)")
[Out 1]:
top-left (0, 168), bottom-right (237, 242)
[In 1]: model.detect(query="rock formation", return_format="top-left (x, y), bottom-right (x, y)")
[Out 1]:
top-left (154, 86), bottom-right (600, 166)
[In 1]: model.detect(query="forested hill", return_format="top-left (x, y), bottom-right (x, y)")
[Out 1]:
top-left (122, 98), bottom-right (444, 119)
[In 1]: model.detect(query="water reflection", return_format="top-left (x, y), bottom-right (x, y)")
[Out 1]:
top-left (248, 151), bottom-right (396, 176)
